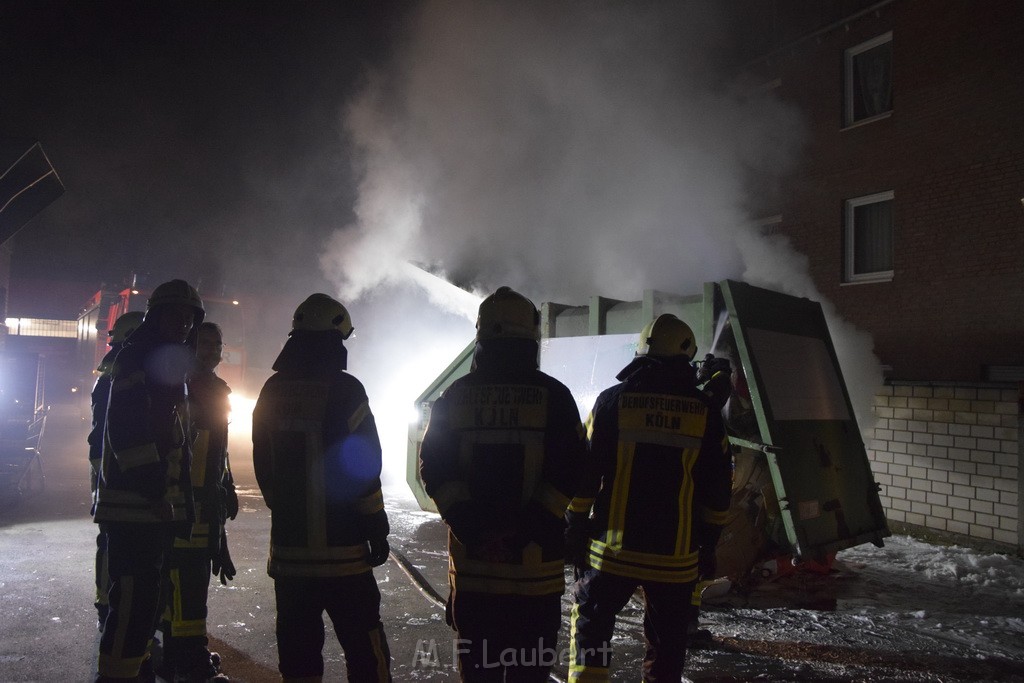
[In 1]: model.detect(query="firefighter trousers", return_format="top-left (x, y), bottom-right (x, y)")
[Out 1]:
top-left (95, 529), bottom-right (109, 627)
top-left (273, 572), bottom-right (392, 681)
top-left (569, 568), bottom-right (694, 683)
top-left (161, 544), bottom-right (214, 673)
top-left (96, 522), bottom-right (175, 682)
top-left (448, 589), bottom-right (562, 683)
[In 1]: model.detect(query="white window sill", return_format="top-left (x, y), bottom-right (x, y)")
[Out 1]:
top-left (841, 272), bottom-right (894, 286)
top-left (841, 110), bottom-right (892, 131)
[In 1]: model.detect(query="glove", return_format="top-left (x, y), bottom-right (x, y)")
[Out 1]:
top-left (564, 511), bottom-right (590, 570)
top-left (368, 537), bottom-right (390, 567)
top-left (698, 546), bottom-right (717, 581)
top-left (222, 483), bottom-right (239, 521)
top-left (695, 354), bottom-right (731, 385)
top-left (212, 536), bottom-right (236, 585)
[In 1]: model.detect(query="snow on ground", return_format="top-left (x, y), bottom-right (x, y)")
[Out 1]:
top-left (385, 488), bottom-right (1024, 681)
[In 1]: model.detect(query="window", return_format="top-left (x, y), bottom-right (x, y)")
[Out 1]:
top-left (844, 32), bottom-right (892, 126)
top-left (844, 191), bottom-right (893, 283)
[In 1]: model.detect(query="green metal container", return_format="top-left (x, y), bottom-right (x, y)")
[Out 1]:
top-left (406, 280), bottom-right (890, 574)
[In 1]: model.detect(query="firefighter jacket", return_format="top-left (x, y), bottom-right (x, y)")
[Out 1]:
top-left (568, 356), bottom-right (731, 584)
top-left (252, 330), bottom-right (389, 579)
top-left (179, 368), bottom-right (232, 553)
top-left (419, 337), bottom-right (586, 597)
top-left (88, 344), bottom-right (121, 511)
top-left (93, 326), bottom-right (195, 526)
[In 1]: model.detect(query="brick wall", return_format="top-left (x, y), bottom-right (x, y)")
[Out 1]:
top-left (869, 382), bottom-right (1020, 551)
top-left (740, 0), bottom-right (1024, 382)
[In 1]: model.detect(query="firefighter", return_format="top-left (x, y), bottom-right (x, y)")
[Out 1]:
top-left (157, 321), bottom-right (236, 682)
top-left (93, 280), bottom-right (205, 682)
top-left (419, 286), bottom-right (586, 682)
top-left (89, 310), bottom-right (145, 630)
top-left (566, 313), bottom-right (732, 682)
top-left (252, 293), bottom-right (392, 682)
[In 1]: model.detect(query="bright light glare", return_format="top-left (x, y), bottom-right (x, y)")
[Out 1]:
top-left (372, 337), bottom-right (469, 486)
top-left (228, 393), bottom-right (257, 434)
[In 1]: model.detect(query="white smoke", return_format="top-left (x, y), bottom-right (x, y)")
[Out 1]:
top-left (323, 0), bottom-right (883, 482)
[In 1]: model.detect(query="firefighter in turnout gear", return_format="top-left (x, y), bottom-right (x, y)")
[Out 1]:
top-left (158, 321), bottom-right (236, 682)
top-left (93, 280), bottom-right (204, 682)
top-left (566, 314), bottom-right (731, 682)
top-left (89, 310), bottom-right (145, 630)
top-left (419, 286), bottom-right (586, 682)
top-left (252, 294), bottom-right (392, 682)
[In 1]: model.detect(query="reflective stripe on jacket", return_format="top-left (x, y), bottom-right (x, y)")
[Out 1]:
top-left (571, 359), bottom-right (731, 584)
top-left (94, 328), bottom-right (194, 524)
top-left (253, 369), bottom-right (388, 578)
top-left (420, 340), bottom-right (586, 597)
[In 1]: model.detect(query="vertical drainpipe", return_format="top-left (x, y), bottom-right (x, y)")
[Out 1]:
top-left (1018, 381), bottom-right (1023, 555)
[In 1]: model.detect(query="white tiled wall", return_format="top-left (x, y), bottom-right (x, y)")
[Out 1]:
top-left (868, 384), bottom-right (1020, 548)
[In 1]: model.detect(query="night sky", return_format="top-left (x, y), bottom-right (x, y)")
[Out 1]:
top-left (1, 0), bottom-right (410, 298)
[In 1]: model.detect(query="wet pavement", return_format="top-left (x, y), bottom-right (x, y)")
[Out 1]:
top-left (2, 402), bottom-right (1024, 682)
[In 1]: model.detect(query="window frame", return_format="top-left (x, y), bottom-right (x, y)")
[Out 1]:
top-left (843, 190), bottom-right (894, 284)
top-left (843, 31), bottom-right (893, 128)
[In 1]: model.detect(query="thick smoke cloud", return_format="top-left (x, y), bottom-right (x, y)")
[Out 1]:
top-left (325, 0), bottom-right (800, 302)
top-left (324, 0), bottom-right (883, 476)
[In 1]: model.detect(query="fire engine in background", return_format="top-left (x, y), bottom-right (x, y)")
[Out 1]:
top-left (77, 283), bottom-right (249, 393)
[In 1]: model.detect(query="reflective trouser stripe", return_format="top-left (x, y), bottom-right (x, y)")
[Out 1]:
top-left (568, 603), bottom-right (611, 683)
top-left (168, 566), bottom-right (208, 637)
top-left (369, 626), bottom-right (390, 682)
top-left (97, 576), bottom-right (149, 678)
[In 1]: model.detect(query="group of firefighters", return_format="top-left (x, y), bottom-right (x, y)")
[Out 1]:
top-left (89, 279), bottom-right (734, 683)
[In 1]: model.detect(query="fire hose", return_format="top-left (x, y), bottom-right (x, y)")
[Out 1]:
top-left (387, 546), bottom-right (569, 683)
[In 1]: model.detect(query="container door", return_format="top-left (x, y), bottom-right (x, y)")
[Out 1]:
top-left (718, 280), bottom-right (889, 561)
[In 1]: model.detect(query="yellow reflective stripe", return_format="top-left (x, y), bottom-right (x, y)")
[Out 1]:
top-left (522, 441), bottom-right (543, 505)
top-left (691, 579), bottom-right (712, 608)
top-left (169, 567), bottom-right (183, 626)
top-left (269, 559), bottom-right (372, 577)
top-left (568, 497), bottom-right (594, 514)
top-left (98, 652), bottom-right (148, 679)
top-left (191, 430), bottom-right (210, 487)
top-left (466, 429), bottom-right (545, 445)
top-left (432, 480), bottom-right (471, 515)
top-left (532, 480), bottom-right (571, 518)
top-left (98, 575), bottom-right (139, 678)
top-left (348, 400), bottom-right (371, 433)
top-left (675, 447), bottom-right (699, 556)
top-left (306, 426), bottom-right (327, 548)
top-left (272, 543), bottom-right (367, 560)
top-left (568, 665), bottom-right (610, 682)
top-left (587, 538), bottom-right (699, 568)
top-left (369, 626), bottom-right (389, 683)
top-left (171, 618), bottom-right (207, 638)
top-left (173, 524), bottom-right (209, 548)
top-left (355, 488), bottom-right (384, 515)
top-left (451, 573), bottom-right (565, 595)
top-left (587, 551), bottom-right (698, 583)
top-left (618, 430), bottom-right (703, 450)
top-left (115, 442), bottom-right (161, 470)
top-left (606, 445), bottom-right (635, 549)
top-left (454, 557), bottom-right (564, 580)
top-left (698, 504), bottom-right (729, 526)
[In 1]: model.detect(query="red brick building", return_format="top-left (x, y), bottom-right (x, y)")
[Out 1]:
top-left (732, 1), bottom-right (1023, 552)
top-left (735, 0), bottom-right (1023, 382)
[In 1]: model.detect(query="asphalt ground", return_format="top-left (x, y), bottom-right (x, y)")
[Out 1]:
top-left (3, 402), bottom-right (1024, 682)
